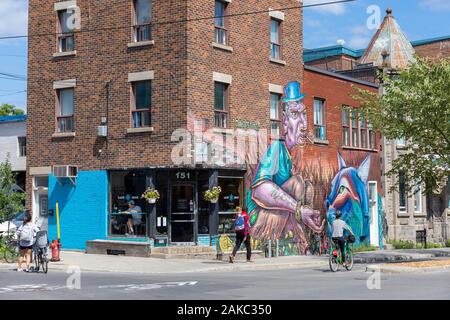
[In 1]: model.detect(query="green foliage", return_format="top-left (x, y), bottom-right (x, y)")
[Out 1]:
top-left (351, 57), bottom-right (450, 194)
top-left (141, 187), bottom-right (160, 200)
top-left (446, 239), bottom-right (450, 248)
top-left (0, 159), bottom-right (25, 221)
top-left (388, 239), bottom-right (415, 249)
top-left (352, 243), bottom-right (377, 253)
top-left (203, 186), bottom-right (222, 202)
top-left (0, 104), bottom-right (24, 116)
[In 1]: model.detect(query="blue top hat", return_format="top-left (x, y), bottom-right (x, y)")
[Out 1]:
top-left (282, 81), bottom-right (305, 102)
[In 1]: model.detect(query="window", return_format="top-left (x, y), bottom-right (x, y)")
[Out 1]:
top-left (34, 176), bottom-right (48, 189)
top-left (214, 82), bottom-right (228, 128)
top-left (359, 114), bottom-right (368, 148)
top-left (57, 9), bottom-right (75, 52)
top-left (414, 178), bottom-right (422, 213)
top-left (132, 80), bottom-right (151, 128)
top-left (270, 19), bottom-right (281, 59)
top-left (399, 173), bottom-right (407, 212)
top-left (110, 171), bottom-right (147, 237)
top-left (218, 176), bottom-right (243, 234)
top-left (397, 137), bottom-right (406, 147)
top-left (314, 98), bottom-right (326, 140)
top-left (270, 93), bottom-right (281, 137)
top-left (342, 108), bottom-right (376, 149)
top-left (57, 88), bottom-right (74, 132)
top-left (18, 137), bottom-right (26, 157)
top-left (134, 0), bottom-right (152, 42)
top-left (342, 110), bottom-right (350, 146)
top-left (214, 1), bottom-right (227, 45)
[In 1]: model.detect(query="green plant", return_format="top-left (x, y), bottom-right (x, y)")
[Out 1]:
top-left (389, 240), bottom-right (415, 249)
top-left (445, 240), bottom-right (450, 248)
top-left (0, 158), bottom-right (25, 221)
top-left (203, 186), bottom-right (222, 202)
top-left (352, 244), bottom-right (377, 253)
top-left (141, 187), bottom-right (160, 200)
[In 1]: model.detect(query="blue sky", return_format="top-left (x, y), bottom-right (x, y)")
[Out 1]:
top-left (0, 0), bottom-right (449, 112)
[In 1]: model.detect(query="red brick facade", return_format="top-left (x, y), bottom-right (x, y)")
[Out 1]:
top-left (27, 0), bottom-right (303, 204)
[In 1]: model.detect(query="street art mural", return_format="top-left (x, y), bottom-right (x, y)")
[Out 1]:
top-left (245, 81), bottom-right (384, 255)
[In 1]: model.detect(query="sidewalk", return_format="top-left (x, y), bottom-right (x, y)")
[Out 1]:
top-left (0, 251), bottom-right (329, 274)
top-left (354, 248), bottom-right (450, 264)
top-left (366, 259), bottom-right (450, 274)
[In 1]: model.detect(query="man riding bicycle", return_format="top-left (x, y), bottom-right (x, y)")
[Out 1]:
top-left (331, 211), bottom-right (354, 267)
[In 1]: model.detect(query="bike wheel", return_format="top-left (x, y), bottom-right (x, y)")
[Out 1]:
top-left (329, 254), bottom-right (339, 272)
top-left (40, 252), bottom-right (48, 274)
top-left (34, 251), bottom-right (40, 272)
top-left (345, 251), bottom-right (354, 271)
top-left (4, 241), bottom-right (19, 264)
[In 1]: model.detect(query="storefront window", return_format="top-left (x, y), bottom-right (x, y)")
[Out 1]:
top-left (218, 176), bottom-right (243, 234)
top-left (110, 171), bottom-right (147, 237)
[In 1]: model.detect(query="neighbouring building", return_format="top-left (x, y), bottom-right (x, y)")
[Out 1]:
top-left (303, 8), bottom-right (450, 245)
top-left (27, 0), bottom-right (303, 252)
top-left (0, 115), bottom-right (26, 191)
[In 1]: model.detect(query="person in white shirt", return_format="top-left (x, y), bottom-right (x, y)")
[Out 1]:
top-left (125, 200), bottom-right (142, 236)
top-left (331, 211), bottom-right (354, 267)
top-left (16, 211), bottom-right (40, 272)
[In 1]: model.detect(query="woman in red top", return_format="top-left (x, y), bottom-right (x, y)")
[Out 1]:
top-left (229, 207), bottom-right (252, 263)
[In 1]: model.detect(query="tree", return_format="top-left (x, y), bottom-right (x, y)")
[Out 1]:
top-left (351, 57), bottom-right (450, 193)
top-left (0, 158), bottom-right (25, 222)
top-left (0, 103), bottom-right (25, 116)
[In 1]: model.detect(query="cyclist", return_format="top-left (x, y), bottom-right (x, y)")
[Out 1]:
top-left (331, 211), bottom-right (354, 267)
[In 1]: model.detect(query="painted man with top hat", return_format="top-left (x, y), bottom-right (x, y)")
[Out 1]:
top-left (246, 81), bottom-right (325, 253)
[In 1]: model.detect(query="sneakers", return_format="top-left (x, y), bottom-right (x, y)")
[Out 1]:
top-left (17, 268), bottom-right (22, 272)
top-left (229, 256), bottom-right (234, 263)
top-left (246, 259), bottom-right (254, 263)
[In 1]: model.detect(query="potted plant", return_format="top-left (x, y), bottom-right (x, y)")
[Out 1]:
top-left (141, 187), bottom-right (160, 204)
top-left (203, 186), bottom-right (221, 203)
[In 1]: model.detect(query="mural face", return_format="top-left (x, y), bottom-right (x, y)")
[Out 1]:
top-left (325, 154), bottom-right (371, 245)
top-left (245, 81), bottom-right (383, 255)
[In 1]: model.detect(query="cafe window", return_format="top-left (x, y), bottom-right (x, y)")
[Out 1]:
top-left (218, 176), bottom-right (243, 234)
top-left (109, 171), bottom-right (147, 237)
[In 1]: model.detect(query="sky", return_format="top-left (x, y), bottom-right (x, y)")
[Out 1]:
top-left (0, 0), bottom-right (449, 112)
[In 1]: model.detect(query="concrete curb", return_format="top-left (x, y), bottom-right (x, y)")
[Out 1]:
top-left (366, 264), bottom-right (450, 274)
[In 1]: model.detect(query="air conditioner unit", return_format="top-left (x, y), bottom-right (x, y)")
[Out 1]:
top-left (98, 125), bottom-right (108, 137)
top-left (53, 165), bottom-right (78, 178)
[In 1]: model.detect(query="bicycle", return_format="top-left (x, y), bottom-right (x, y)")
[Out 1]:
top-left (33, 231), bottom-right (49, 274)
top-left (329, 236), bottom-right (354, 272)
top-left (0, 220), bottom-right (20, 264)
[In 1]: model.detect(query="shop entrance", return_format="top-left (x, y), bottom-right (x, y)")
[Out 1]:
top-left (170, 184), bottom-right (196, 244)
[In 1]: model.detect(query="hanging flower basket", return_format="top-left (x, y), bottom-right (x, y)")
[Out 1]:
top-left (203, 186), bottom-right (221, 203)
top-left (141, 187), bottom-right (160, 204)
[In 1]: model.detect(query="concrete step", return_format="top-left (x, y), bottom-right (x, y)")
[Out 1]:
top-left (151, 246), bottom-right (216, 255)
top-left (150, 252), bottom-right (218, 260)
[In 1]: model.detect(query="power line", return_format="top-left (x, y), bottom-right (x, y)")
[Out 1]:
top-left (0, 0), bottom-right (357, 41)
top-left (0, 90), bottom-right (27, 97)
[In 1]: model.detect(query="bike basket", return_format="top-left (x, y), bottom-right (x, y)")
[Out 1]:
top-left (35, 231), bottom-right (48, 248)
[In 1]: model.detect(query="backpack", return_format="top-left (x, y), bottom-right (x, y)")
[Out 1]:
top-left (235, 214), bottom-right (245, 231)
top-left (19, 224), bottom-right (34, 242)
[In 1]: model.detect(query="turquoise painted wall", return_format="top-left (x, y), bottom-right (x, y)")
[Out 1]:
top-left (48, 171), bottom-right (108, 250)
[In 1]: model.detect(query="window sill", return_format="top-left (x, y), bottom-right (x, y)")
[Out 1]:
top-left (342, 146), bottom-right (378, 152)
top-left (414, 211), bottom-right (426, 217)
top-left (212, 42), bottom-right (233, 52)
top-left (398, 211), bottom-right (409, 217)
top-left (314, 138), bottom-right (329, 146)
top-left (270, 58), bottom-right (286, 66)
top-left (212, 127), bottom-right (233, 135)
top-left (126, 127), bottom-right (154, 134)
top-left (127, 40), bottom-right (155, 48)
top-left (52, 132), bottom-right (76, 138)
top-left (53, 51), bottom-right (77, 58)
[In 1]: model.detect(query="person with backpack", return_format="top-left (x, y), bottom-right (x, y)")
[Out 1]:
top-left (16, 211), bottom-right (40, 272)
top-left (229, 206), bottom-right (252, 263)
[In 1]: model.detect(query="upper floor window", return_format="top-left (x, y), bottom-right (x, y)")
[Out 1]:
top-left (57, 10), bottom-right (75, 52)
top-left (270, 93), bottom-right (281, 137)
top-left (214, 1), bottom-right (228, 45)
top-left (313, 98), bottom-right (326, 140)
top-left (134, 0), bottom-right (152, 42)
top-left (18, 137), bottom-right (26, 157)
top-left (398, 172), bottom-right (408, 213)
top-left (270, 19), bottom-right (281, 60)
top-left (342, 108), bottom-right (376, 150)
top-left (57, 88), bottom-right (74, 132)
top-left (214, 82), bottom-right (228, 128)
top-left (131, 80), bottom-right (152, 128)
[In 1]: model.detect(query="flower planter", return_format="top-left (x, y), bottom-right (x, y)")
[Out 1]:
top-left (210, 198), bottom-right (218, 204)
top-left (147, 198), bottom-right (156, 204)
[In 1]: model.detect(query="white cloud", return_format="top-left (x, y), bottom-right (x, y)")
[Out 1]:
top-left (420, 0), bottom-right (450, 11)
top-left (303, 0), bottom-right (347, 15)
top-left (304, 17), bottom-right (322, 28)
top-left (0, 0), bottom-right (28, 36)
top-left (341, 24), bottom-right (373, 49)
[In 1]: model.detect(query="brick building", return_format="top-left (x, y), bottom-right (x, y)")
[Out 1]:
top-left (27, 0), bottom-right (303, 251)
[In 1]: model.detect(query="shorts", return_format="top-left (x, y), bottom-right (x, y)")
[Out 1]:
top-left (20, 245), bottom-right (33, 250)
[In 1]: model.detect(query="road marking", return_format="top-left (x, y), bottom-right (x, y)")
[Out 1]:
top-left (98, 281), bottom-right (198, 291)
top-left (0, 284), bottom-right (67, 293)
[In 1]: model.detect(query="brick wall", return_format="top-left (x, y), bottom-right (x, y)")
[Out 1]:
top-left (305, 55), bottom-right (358, 71)
top-left (414, 39), bottom-right (450, 61)
top-left (27, 0), bottom-right (303, 206)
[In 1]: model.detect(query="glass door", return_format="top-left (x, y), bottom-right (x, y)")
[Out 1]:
top-left (170, 184), bottom-right (196, 244)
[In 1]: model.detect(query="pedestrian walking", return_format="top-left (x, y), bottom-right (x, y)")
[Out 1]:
top-left (16, 211), bottom-right (40, 272)
top-left (229, 206), bottom-right (252, 263)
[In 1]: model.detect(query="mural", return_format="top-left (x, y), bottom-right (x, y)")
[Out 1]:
top-left (245, 81), bottom-right (383, 254)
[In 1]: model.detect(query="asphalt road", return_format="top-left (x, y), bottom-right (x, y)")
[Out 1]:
top-left (0, 265), bottom-right (449, 300)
